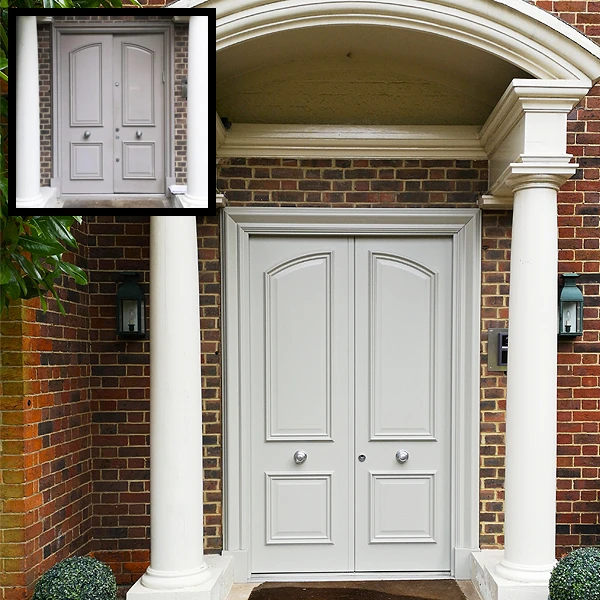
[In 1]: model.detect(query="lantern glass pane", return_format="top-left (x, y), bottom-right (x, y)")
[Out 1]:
top-left (122, 299), bottom-right (139, 333)
top-left (561, 301), bottom-right (577, 334)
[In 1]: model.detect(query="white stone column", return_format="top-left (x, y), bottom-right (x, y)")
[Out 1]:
top-left (16, 16), bottom-right (43, 207)
top-left (495, 174), bottom-right (571, 584)
top-left (140, 216), bottom-right (211, 590)
top-left (182, 16), bottom-right (209, 208)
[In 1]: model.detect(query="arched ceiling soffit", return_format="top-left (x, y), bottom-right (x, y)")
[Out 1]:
top-left (211, 0), bottom-right (600, 126)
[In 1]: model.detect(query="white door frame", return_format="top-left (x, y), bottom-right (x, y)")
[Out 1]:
top-left (51, 22), bottom-right (175, 197)
top-left (222, 207), bottom-right (481, 582)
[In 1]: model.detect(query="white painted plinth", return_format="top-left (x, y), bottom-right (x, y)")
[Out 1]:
top-left (471, 551), bottom-right (550, 600)
top-left (16, 187), bottom-right (58, 210)
top-left (128, 555), bottom-right (234, 600)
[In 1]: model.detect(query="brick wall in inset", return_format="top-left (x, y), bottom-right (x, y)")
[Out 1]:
top-left (174, 24), bottom-right (188, 184)
top-left (37, 17), bottom-right (189, 189)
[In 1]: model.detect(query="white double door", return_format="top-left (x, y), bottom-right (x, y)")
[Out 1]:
top-left (249, 235), bottom-right (453, 575)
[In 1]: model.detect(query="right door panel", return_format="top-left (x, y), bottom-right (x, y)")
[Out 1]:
top-left (354, 237), bottom-right (453, 572)
top-left (113, 34), bottom-right (165, 193)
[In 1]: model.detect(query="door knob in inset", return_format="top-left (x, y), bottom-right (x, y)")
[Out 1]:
top-left (293, 450), bottom-right (307, 464)
top-left (396, 449), bottom-right (409, 463)
top-left (84, 131), bottom-right (91, 138)
top-left (358, 454), bottom-right (366, 462)
top-left (136, 130), bottom-right (142, 138)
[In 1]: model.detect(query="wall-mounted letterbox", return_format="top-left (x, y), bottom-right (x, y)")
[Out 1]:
top-left (488, 328), bottom-right (508, 372)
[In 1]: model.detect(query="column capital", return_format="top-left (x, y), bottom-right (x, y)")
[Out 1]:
top-left (505, 160), bottom-right (578, 193)
top-left (480, 156), bottom-right (578, 208)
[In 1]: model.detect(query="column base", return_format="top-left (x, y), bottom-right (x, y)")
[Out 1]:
top-left (471, 550), bottom-right (550, 600)
top-left (127, 555), bottom-right (233, 600)
top-left (16, 187), bottom-right (58, 209)
top-left (175, 193), bottom-right (208, 209)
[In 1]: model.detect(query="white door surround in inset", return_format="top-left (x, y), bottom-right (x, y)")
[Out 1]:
top-left (223, 208), bottom-right (482, 582)
top-left (52, 23), bottom-right (174, 197)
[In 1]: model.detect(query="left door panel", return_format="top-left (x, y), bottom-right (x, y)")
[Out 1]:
top-left (60, 35), bottom-right (113, 194)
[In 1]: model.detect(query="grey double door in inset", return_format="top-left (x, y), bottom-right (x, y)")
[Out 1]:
top-left (60, 33), bottom-right (165, 195)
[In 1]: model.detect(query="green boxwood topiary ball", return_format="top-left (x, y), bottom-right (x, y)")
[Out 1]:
top-left (32, 556), bottom-right (117, 600)
top-left (549, 547), bottom-right (600, 600)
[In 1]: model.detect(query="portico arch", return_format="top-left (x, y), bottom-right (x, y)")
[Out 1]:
top-left (213, 0), bottom-right (600, 83)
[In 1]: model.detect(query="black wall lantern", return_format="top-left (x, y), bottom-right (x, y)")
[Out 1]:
top-left (116, 272), bottom-right (146, 338)
top-left (558, 273), bottom-right (584, 338)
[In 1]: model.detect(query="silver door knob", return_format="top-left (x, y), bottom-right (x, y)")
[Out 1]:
top-left (396, 449), bottom-right (409, 463)
top-left (84, 131), bottom-right (91, 138)
top-left (136, 130), bottom-right (142, 138)
top-left (293, 450), bottom-right (307, 464)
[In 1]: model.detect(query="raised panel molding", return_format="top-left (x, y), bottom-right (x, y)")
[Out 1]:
top-left (70, 44), bottom-right (103, 126)
top-left (122, 142), bottom-right (156, 179)
top-left (265, 253), bottom-right (333, 441)
top-left (368, 252), bottom-right (437, 441)
top-left (122, 44), bottom-right (155, 125)
top-left (70, 143), bottom-right (103, 179)
top-left (266, 472), bottom-right (333, 544)
top-left (370, 472), bottom-right (436, 544)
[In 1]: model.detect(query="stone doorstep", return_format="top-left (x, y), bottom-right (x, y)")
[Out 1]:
top-left (471, 551), bottom-right (549, 600)
top-left (127, 555), bottom-right (234, 600)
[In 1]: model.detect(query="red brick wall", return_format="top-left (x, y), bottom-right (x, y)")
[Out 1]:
top-left (217, 158), bottom-right (488, 207)
top-left (0, 225), bottom-right (93, 600)
top-left (8, 0), bottom-right (600, 592)
top-left (86, 216), bottom-right (222, 586)
top-left (555, 92), bottom-right (600, 552)
top-left (216, 153), bottom-right (600, 555)
top-left (0, 217), bottom-right (222, 596)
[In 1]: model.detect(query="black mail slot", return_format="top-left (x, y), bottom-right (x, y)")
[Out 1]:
top-left (498, 332), bottom-right (509, 367)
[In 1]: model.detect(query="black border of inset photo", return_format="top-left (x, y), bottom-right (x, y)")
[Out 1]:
top-left (8, 9), bottom-right (216, 216)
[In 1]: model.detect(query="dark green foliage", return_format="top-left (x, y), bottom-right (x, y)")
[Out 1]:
top-left (549, 547), bottom-right (600, 600)
top-left (0, 208), bottom-right (88, 315)
top-left (32, 556), bottom-right (117, 600)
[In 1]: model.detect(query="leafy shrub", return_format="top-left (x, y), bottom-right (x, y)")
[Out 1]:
top-left (549, 547), bottom-right (600, 600)
top-left (32, 556), bottom-right (117, 600)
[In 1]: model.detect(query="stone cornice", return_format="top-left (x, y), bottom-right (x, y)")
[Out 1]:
top-left (216, 123), bottom-right (486, 159)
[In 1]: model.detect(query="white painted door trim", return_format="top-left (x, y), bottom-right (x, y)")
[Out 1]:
top-left (222, 208), bottom-right (481, 582)
top-left (51, 22), bottom-right (175, 197)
